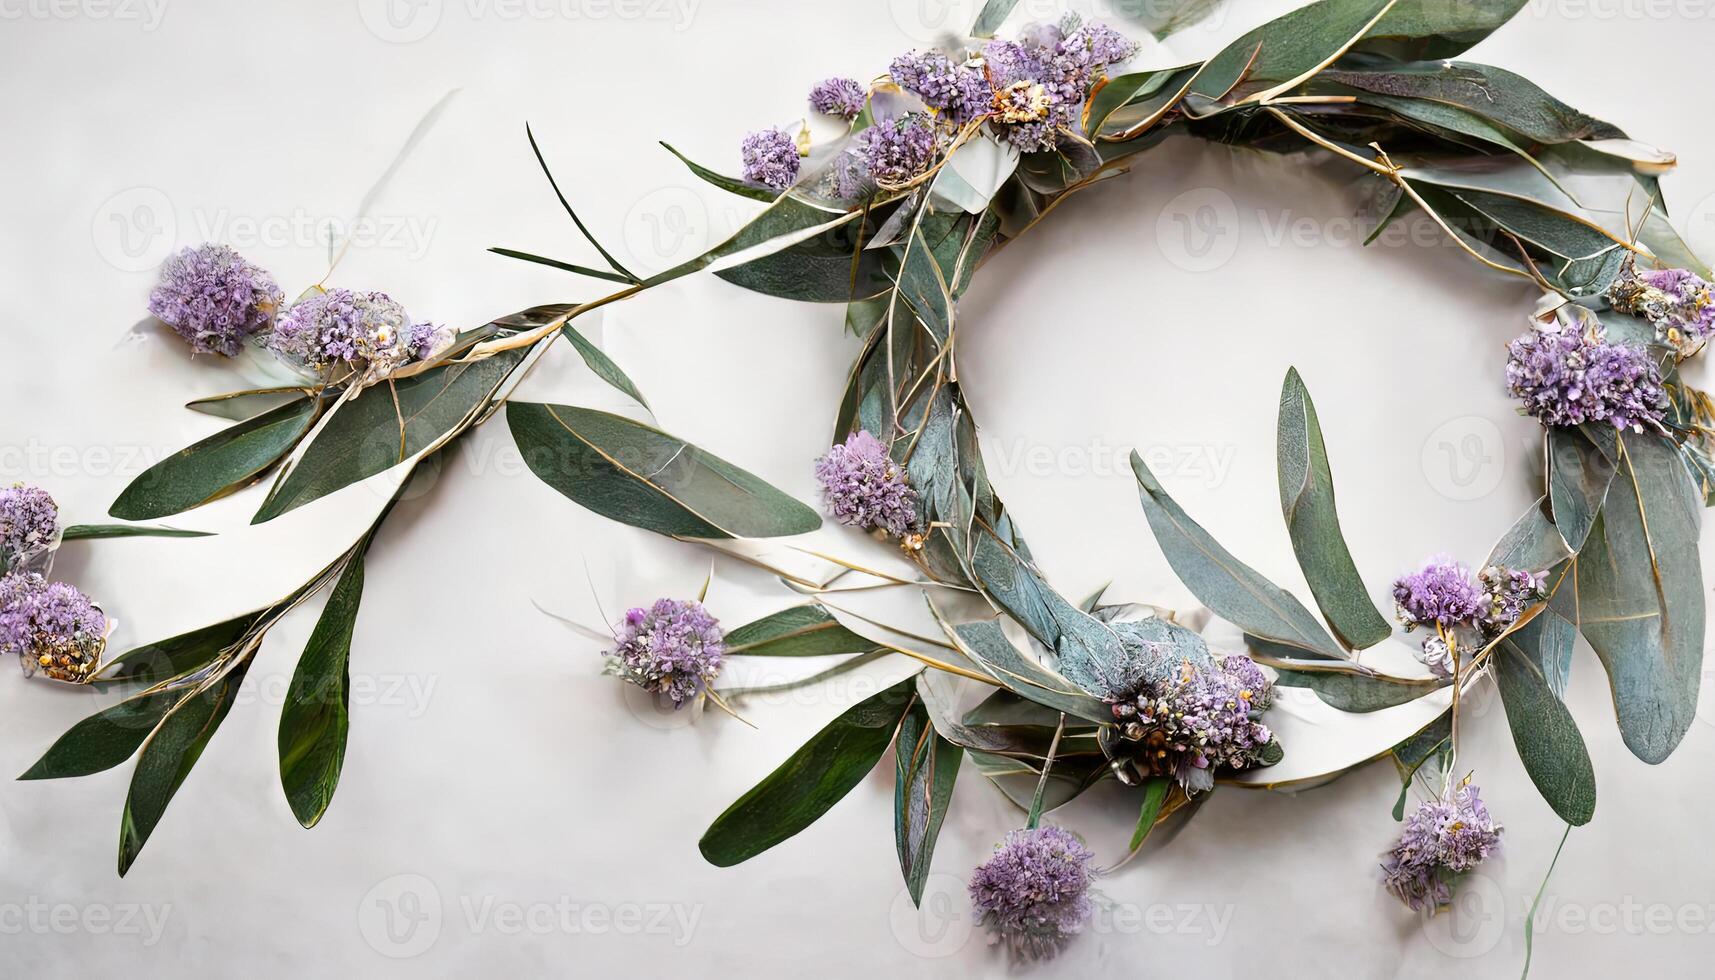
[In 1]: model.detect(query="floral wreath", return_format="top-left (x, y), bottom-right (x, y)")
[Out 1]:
top-left (7, 0), bottom-right (1711, 968)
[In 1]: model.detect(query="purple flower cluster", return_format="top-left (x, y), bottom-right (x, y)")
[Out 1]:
top-left (1108, 647), bottom-right (1277, 793)
top-left (147, 243), bottom-right (283, 357)
top-left (855, 113), bottom-right (938, 186)
top-left (814, 430), bottom-right (921, 539)
top-left (1505, 324), bottom-right (1667, 431)
top-left (740, 128), bottom-right (801, 191)
top-left (888, 50), bottom-right (990, 123)
top-left (968, 826), bottom-right (1096, 960)
top-left (406, 320), bottom-right (456, 362)
top-left (270, 288), bottom-right (436, 378)
top-left (605, 598), bottom-right (724, 707)
top-left (808, 77), bottom-right (867, 120)
top-left (0, 572), bottom-right (107, 682)
top-left (982, 17), bottom-right (1138, 151)
top-left (1608, 261), bottom-right (1715, 352)
top-left (1384, 782), bottom-right (1503, 912)
top-left (1393, 559), bottom-right (1545, 677)
top-left (0, 484), bottom-right (59, 571)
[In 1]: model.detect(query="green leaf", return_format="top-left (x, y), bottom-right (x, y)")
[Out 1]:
top-left (19, 689), bottom-right (185, 780)
top-left (1086, 66), bottom-right (1195, 136)
top-left (1272, 664), bottom-right (1440, 712)
top-left (970, 0), bottom-right (1019, 37)
top-left (948, 621), bottom-right (1111, 724)
top-left (526, 123), bottom-right (639, 282)
top-left (715, 215), bottom-right (895, 303)
top-left (186, 386), bottom-right (308, 421)
top-left (1277, 368), bottom-right (1390, 649)
top-left (278, 548), bottom-right (368, 829)
top-left (724, 605), bottom-right (878, 657)
top-left (1495, 618), bottom-right (1596, 825)
top-left (99, 612), bottom-right (261, 684)
top-left (488, 246), bottom-right (634, 284)
top-left (507, 402), bottom-right (820, 539)
top-left (559, 324), bottom-right (649, 410)
top-left (1347, 0), bottom-right (1527, 62)
top-left (1131, 451), bottom-right (1348, 660)
top-left (699, 678), bottom-right (916, 867)
top-left (646, 196), bottom-right (860, 290)
top-left (60, 524), bottom-right (213, 541)
top-left (117, 660), bottom-right (249, 875)
top-left (894, 701), bottom-right (963, 905)
top-left (1323, 62), bottom-right (1625, 145)
top-left (1578, 431), bottom-right (1705, 764)
top-left (897, 220), bottom-right (955, 343)
top-left (660, 141), bottom-right (778, 202)
top-left (1186, 0), bottom-right (1397, 108)
top-left (110, 397), bottom-right (317, 520)
top-left (1128, 777), bottom-right (1172, 851)
top-left (1546, 426), bottom-right (1616, 552)
top-left (253, 346), bottom-right (529, 523)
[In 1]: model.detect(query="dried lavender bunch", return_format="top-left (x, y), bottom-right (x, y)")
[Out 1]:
top-left (0, 572), bottom-right (107, 682)
top-left (1505, 322), bottom-right (1667, 431)
top-left (968, 826), bottom-right (1096, 960)
top-left (0, 484), bottom-right (59, 573)
top-left (814, 430), bottom-right (921, 539)
top-left (147, 243), bottom-right (283, 356)
top-left (1607, 259), bottom-right (1715, 354)
top-left (603, 598), bottom-right (724, 707)
top-left (1383, 781), bottom-right (1503, 912)
top-left (1393, 558), bottom-right (1545, 677)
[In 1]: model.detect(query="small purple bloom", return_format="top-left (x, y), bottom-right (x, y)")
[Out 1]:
top-left (605, 598), bottom-right (724, 707)
top-left (982, 18), bottom-right (1136, 151)
top-left (1608, 260), bottom-right (1715, 351)
top-left (888, 50), bottom-right (991, 124)
top-left (1393, 558), bottom-right (1484, 632)
top-left (1106, 641), bottom-right (1277, 793)
top-left (740, 128), bottom-right (801, 191)
top-left (969, 826), bottom-right (1096, 960)
top-left (855, 113), bottom-right (938, 185)
top-left (0, 485), bottom-right (59, 571)
top-left (406, 320), bottom-right (456, 361)
top-left (1384, 782), bottom-right (1503, 912)
top-left (808, 77), bottom-right (866, 120)
top-left (147, 243), bottom-right (283, 357)
top-left (1477, 565), bottom-right (1546, 638)
top-left (0, 572), bottom-right (107, 682)
top-left (270, 288), bottom-right (422, 377)
top-left (814, 430), bottom-right (920, 538)
top-left (1506, 324), bottom-right (1667, 431)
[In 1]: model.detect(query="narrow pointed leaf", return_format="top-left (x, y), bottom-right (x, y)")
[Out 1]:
top-left (724, 605), bottom-right (878, 657)
top-left (660, 141), bottom-right (777, 202)
top-left (1495, 617), bottom-right (1596, 825)
top-left (278, 549), bottom-right (368, 829)
top-left (61, 524), bottom-right (213, 541)
top-left (20, 689), bottom-right (186, 780)
top-left (894, 701), bottom-right (963, 905)
top-left (1128, 777), bottom-right (1172, 851)
top-left (110, 397), bottom-right (316, 520)
top-left (559, 324), bottom-right (650, 410)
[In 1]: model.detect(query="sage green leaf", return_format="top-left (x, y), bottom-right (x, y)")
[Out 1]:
top-left (110, 397), bottom-right (316, 521)
top-left (660, 141), bottom-right (777, 202)
top-left (1131, 452), bottom-right (1348, 660)
top-left (1086, 67), bottom-right (1192, 136)
top-left (118, 660), bottom-right (249, 875)
top-left (253, 347), bottom-right (528, 523)
top-left (1117, 0), bottom-right (1226, 39)
top-left (507, 402), bottom-right (819, 539)
top-left (1348, 0), bottom-right (1527, 62)
top-left (1096, 66), bottom-right (1200, 138)
top-left (700, 678), bottom-right (917, 866)
top-left (60, 524), bottom-right (212, 541)
top-left (1495, 625), bottom-right (1596, 825)
top-left (724, 605), bottom-right (877, 657)
top-left (895, 701), bottom-right (963, 905)
top-left (99, 612), bottom-right (262, 684)
top-left (949, 621), bottom-right (1111, 724)
top-left (970, 0), bottom-right (1019, 36)
top-left (1186, 0), bottom-right (1396, 108)
top-left (1272, 664), bottom-right (1440, 712)
top-left (963, 689), bottom-right (1071, 727)
top-left (1390, 713), bottom-right (1451, 819)
top-left (559, 324), bottom-right (649, 410)
top-left (714, 216), bottom-right (894, 303)
top-left (186, 386), bottom-right (308, 421)
top-left (278, 549), bottom-right (368, 829)
top-left (1486, 500), bottom-right (1573, 573)
top-left (488, 246), bottom-right (634, 284)
top-left (968, 748), bottom-right (1109, 813)
top-left (1578, 431), bottom-right (1705, 764)
top-left (647, 196), bottom-right (860, 288)
top-left (1323, 62), bottom-right (1624, 144)
top-left (1449, 187), bottom-right (1621, 264)
top-left (1128, 777), bottom-right (1172, 851)
top-left (19, 689), bottom-right (185, 780)
top-left (897, 221), bottom-right (954, 343)
top-left (1277, 368), bottom-right (1390, 649)
top-left (1547, 426), bottom-right (1616, 552)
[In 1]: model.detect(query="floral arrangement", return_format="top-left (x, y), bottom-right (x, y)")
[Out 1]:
top-left (11, 0), bottom-right (1713, 969)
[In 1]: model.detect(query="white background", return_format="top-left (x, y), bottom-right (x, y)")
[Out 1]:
top-left (3, 0), bottom-right (1715, 975)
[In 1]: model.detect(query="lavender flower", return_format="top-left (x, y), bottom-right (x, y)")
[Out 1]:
top-left (1384, 782), bottom-right (1503, 912)
top-left (604, 598), bottom-right (724, 707)
top-left (808, 77), bottom-right (866, 120)
top-left (982, 18), bottom-right (1136, 151)
top-left (1607, 260), bottom-right (1715, 353)
top-left (968, 826), bottom-right (1096, 960)
top-left (1477, 565), bottom-right (1547, 638)
top-left (814, 430), bottom-right (920, 538)
top-left (1505, 324), bottom-right (1667, 431)
top-left (405, 320), bottom-right (456, 361)
top-left (0, 485), bottom-right (59, 572)
top-left (0, 572), bottom-right (107, 682)
top-left (269, 288), bottom-right (424, 378)
top-left (856, 113), bottom-right (938, 185)
top-left (147, 243), bottom-right (283, 357)
top-left (1393, 558), bottom-right (1484, 632)
top-left (740, 128), bottom-right (801, 191)
top-left (1107, 642), bottom-right (1277, 793)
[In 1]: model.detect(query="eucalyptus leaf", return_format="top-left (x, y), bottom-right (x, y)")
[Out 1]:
top-left (1495, 625), bottom-right (1596, 825)
top-left (98, 613), bottom-right (262, 685)
top-left (1272, 664), bottom-right (1440, 712)
top-left (19, 689), bottom-right (186, 781)
top-left (1277, 368), bottom-right (1390, 649)
top-left (894, 701), bottom-right (963, 905)
top-left (560, 324), bottom-right (650, 410)
top-left (699, 678), bottom-right (917, 867)
top-left (1323, 62), bottom-right (1625, 145)
top-left (970, 0), bottom-right (1019, 37)
top-left (507, 402), bottom-right (820, 539)
top-left (278, 547), bottom-right (368, 829)
top-left (1128, 777), bottom-right (1172, 851)
top-left (715, 213), bottom-right (894, 303)
top-left (724, 605), bottom-right (879, 657)
top-left (110, 397), bottom-right (316, 521)
top-left (1547, 426), bottom-right (1616, 552)
top-left (1346, 0), bottom-right (1527, 62)
top-left (1186, 0), bottom-right (1396, 109)
top-left (660, 141), bottom-right (778, 202)
top-left (948, 621), bottom-right (1111, 724)
top-left (60, 524), bottom-right (212, 542)
top-left (1131, 452), bottom-right (1348, 660)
